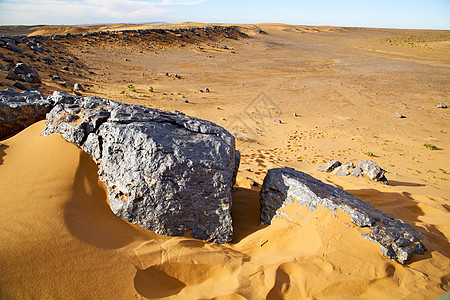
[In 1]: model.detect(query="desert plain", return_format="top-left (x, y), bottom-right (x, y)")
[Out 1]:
top-left (0, 23), bottom-right (449, 299)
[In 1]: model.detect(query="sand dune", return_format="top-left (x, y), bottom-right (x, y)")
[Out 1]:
top-left (0, 121), bottom-right (448, 299)
top-left (1, 23), bottom-right (449, 298)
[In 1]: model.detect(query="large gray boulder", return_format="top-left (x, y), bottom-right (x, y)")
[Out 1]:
top-left (43, 91), bottom-right (239, 243)
top-left (0, 89), bottom-right (51, 139)
top-left (260, 167), bottom-right (426, 264)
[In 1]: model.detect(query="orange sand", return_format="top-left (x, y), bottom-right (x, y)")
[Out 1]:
top-left (0, 121), bottom-right (448, 299)
top-left (0, 23), bottom-right (449, 299)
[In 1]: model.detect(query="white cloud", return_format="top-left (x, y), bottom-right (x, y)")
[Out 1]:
top-left (0, 0), bottom-right (208, 25)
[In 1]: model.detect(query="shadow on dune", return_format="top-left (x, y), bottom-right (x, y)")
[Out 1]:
top-left (0, 144), bottom-right (7, 166)
top-left (134, 266), bottom-right (186, 299)
top-left (347, 188), bottom-right (450, 262)
top-left (231, 186), bottom-right (268, 244)
top-left (64, 150), bottom-right (147, 249)
top-left (388, 180), bottom-right (426, 187)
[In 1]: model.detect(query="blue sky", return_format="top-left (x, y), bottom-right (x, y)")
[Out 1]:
top-left (0, 0), bottom-right (449, 29)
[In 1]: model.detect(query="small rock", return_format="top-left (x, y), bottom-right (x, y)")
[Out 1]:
top-left (74, 83), bottom-right (84, 91)
top-left (13, 81), bottom-right (31, 91)
top-left (204, 88), bottom-right (210, 92)
top-left (44, 57), bottom-right (54, 65)
top-left (437, 102), bottom-right (447, 109)
top-left (316, 160), bottom-right (341, 172)
top-left (395, 112), bottom-right (405, 118)
top-left (13, 63), bottom-right (41, 84)
top-left (334, 162), bottom-right (354, 176)
top-left (3, 57), bottom-right (14, 64)
top-left (183, 99), bottom-right (189, 103)
top-left (5, 40), bottom-right (23, 54)
top-left (353, 160), bottom-right (388, 184)
top-left (293, 113), bottom-right (298, 117)
top-left (349, 167), bottom-right (364, 178)
top-left (62, 66), bottom-right (69, 71)
top-left (273, 119), bottom-right (282, 124)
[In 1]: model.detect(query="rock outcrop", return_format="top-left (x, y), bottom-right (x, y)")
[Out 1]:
top-left (318, 159), bottom-right (388, 184)
top-left (13, 63), bottom-right (41, 84)
top-left (260, 167), bottom-right (426, 264)
top-left (43, 91), bottom-right (239, 243)
top-left (0, 89), bottom-right (51, 139)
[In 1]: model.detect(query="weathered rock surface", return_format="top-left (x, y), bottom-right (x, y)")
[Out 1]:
top-left (316, 160), bottom-right (341, 172)
top-left (334, 162), bottom-right (354, 176)
top-left (260, 167), bottom-right (426, 264)
top-left (42, 91), bottom-right (239, 243)
top-left (354, 160), bottom-right (388, 184)
top-left (13, 63), bottom-right (41, 84)
top-left (0, 89), bottom-right (50, 139)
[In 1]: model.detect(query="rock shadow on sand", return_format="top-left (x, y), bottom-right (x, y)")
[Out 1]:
top-left (134, 266), bottom-right (186, 299)
top-left (231, 186), bottom-right (268, 243)
top-left (64, 150), bottom-right (147, 249)
top-left (0, 144), bottom-right (7, 166)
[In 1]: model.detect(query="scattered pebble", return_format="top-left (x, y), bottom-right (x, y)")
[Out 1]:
top-left (273, 119), bottom-right (282, 124)
top-left (74, 83), bottom-right (84, 91)
top-left (437, 102), bottom-right (447, 109)
top-left (395, 112), bottom-right (405, 118)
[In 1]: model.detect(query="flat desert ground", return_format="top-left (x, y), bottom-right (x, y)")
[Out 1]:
top-left (0, 23), bottom-right (449, 299)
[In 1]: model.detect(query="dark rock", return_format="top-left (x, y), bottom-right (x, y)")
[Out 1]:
top-left (44, 57), bottom-right (55, 65)
top-left (395, 112), bottom-right (405, 118)
top-left (0, 63), bottom-right (4, 70)
top-left (62, 66), bottom-right (69, 71)
top-left (316, 160), bottom-right (341, 172)
top-left (334, 162), bottom-right (354, 176)
top-left (437, 102), bottom-right (447, 109)
top-left (42, 91), bottom-right (239, 243)
top-left (273, 119), bottom-right (282, 124)
top-left (5, 72), bottom-right (18, 81)
top-left (3, 57), bottom-right (14, 63)
top-left (260, 167), bottom-right (426, 264)
top-left (13, 63), bottom-right (41, 84)
top-left (0, 89), bottom-right (51, 139)
top-left (356, 160), bottom-right (388, 184)
top-left (204, 88), bottom-right (210, 92)
top-left (5, 40), bottom-right (23, 54)
top-left (13, 81), bottom-right (32, 91)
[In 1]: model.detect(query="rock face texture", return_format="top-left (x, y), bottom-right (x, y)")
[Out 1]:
top-left (318, 159), bottom-right (388, 184)
top-left (43, 92), bottom-right (239, 243)
top-left (260, 167), bottom-right (426, 264)
top-left (316, 160), bottom-right (341, 172)
top-left (0, 89), bottom-right (51, 139)
top-left (13, 63), bottom-right (41, 84)
top-left (352, 160), bottom-right (388, 184)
